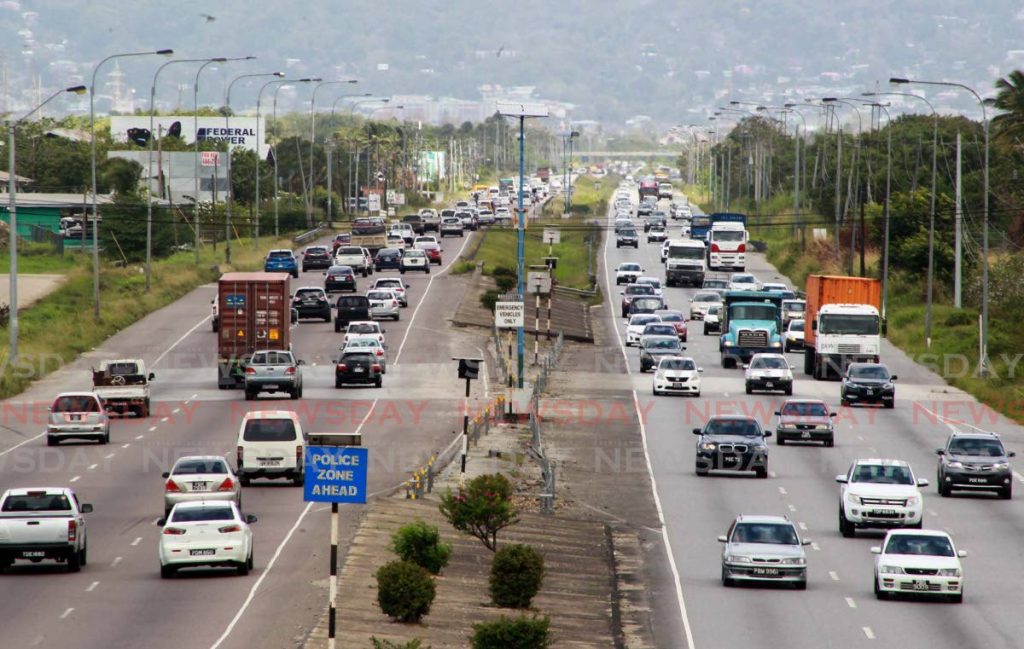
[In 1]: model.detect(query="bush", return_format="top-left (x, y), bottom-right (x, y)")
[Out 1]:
top-left (371, 638), bottom-right (430, 649)
top-left (490, 544), bottom-right (545, 608)
top-left (943, 310), bottom-right (974, 327)
top-left (470, 615), bottom-right (551, 649)
top-left (375, 560), bottom-right (436, 623)
top-left (491, 266), bottom-right (517, 293)
top-left (391, 520), bottom-right (452, 575)
top-left (480, 289), bottom-right (500, 312)
top-left (439, 473), bottom-right (519, 552)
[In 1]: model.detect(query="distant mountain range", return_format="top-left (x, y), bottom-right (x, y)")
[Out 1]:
top-left (3, 0), bottom-right (1021, 128)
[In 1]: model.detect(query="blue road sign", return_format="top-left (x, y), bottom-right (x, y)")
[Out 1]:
top-left (304, 446), bottom-right (368, 504)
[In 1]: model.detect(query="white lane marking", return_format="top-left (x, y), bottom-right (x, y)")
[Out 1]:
top-left (160, 417), bottom-right (169, 423)
top-left (778, 487), bottom-right (788, 495)
top-left (135, 435), bottom-right (145, 440)
top-left (191, 393), bottom-right (198, 400)
top-left (769, 471), bottom-right (777, 478)
top-left (787, 504), bottom-right (796, 512)
top-left (811, 542), bottom-right (821, 551)
top-left (130, 537), bottom-right (142, 546)
top-left (207, 501), bottom-right (314, 649)
top-left (152, 315), bottom-right (212, 367)
top-left (111, 556), bottom-right (122, 567)
top-left (172, 408), bottom-right (181, 414)
top-left (845, 597), bottom-right (857, 609)
top-left (151, 517), bottom-right (161, 526)
top-left (392, 232), bottom-right (472, 365)
top-left (85, 581), bottom-right (99, 592)
top-left (928, 509), bottom-right (938, 517)
top-left (121, 443), bottom-right (130, 449)
top-left (148, 426), bottom-right (157, 432)
top-left (104, 453), bottom-right (115, 459)
top-left (829, 570), bottom-right (839, 581)
top-left (1014, 471), bottom-right (1024, 485)
top-left (798, 522), bottom-right (808, 531)
top-left (868, 447), bottom-right (877, 453)
top-left (856, 435), bottom-right (864, 441)
top-left (863, 627), bottom-right (875, 640)
top-left (87, 464), bottom-right (98, 470)
top-left (69, 476), bottom-right (80, 483)
top-left (0, 431), bottom-right (46, 457)
top-left (59, 608), bottom-right (74, 620)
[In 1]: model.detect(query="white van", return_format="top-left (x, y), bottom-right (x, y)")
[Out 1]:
top-left (236, 410), bottom-right (305, 486)
top-left (708, 222), bottom-right (748, 271)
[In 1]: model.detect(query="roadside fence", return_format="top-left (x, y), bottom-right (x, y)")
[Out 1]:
top-left (527, 330), bottom-right (564, 514)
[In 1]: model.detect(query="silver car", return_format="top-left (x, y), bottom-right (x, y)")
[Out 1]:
top-left (719, 515), bottom-right (810, 589)
top-left (47, 392), bottom-right (110, 445)
top-left (344, 336), bottom-right (388, 373)
top-left (366, 289), bottom-right (401, 321)
top-left (163, 455), bottom-right (241, 515)
top-left (689, 292), bottom-right (722, 320)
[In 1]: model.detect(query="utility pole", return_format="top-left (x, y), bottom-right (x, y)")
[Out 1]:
top-left (955, 132), bottom-right (963, 308)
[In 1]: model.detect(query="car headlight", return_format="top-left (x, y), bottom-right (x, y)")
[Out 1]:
top-left (770, 341), bottom-right (782, 348)
top-left (815, 424), bottom-right (830, 430)
top-left (946, 461), bottom-right (963, 469)
top-left (726, 555), bottom-right (752, 564)
top-left (751, 444), bottom-right (767, 452)
top-left (938, 568), bottom-right (961, 577)
top-left (906, 496), bottom-right (920, 506)
top-left (781, 558), bottom-right (806, 566)
top-left (701, 442), bottom-right (717, 451)
top-left (994, 462), bottom-right (1010, 470)
top-left (883, 383), bottom-right (894, 389)
top-left (846, 493), bottom-right (862, 505)
top-left (723, 341), bottom-right (734, 347)
top-left (93, 425), bottom-right (104, 431)
top-left (879, 565), bottom-right (905, 575)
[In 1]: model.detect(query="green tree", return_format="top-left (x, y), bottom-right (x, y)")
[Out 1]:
top-left (992, 70), bottom-right (1024, 143)
top-left (439, 473), bottom-right (519, 552)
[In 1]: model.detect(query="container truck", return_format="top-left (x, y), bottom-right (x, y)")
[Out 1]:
top-left (719, 290), bottom-right (785, 368)
top-left (217, 272), bottom-right (294, 389)
top-left (803, 275), bottom-right (884, 380)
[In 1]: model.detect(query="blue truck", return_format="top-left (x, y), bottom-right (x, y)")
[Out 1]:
top-left (719, 290), bottom-right (785, 368)
top-left (711, 212), bottom-right (747, 228)
top-left (689, 214), bottom-right (711, 241)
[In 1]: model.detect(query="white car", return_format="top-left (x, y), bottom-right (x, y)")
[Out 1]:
top-left (652, 356), bottom-right (703, 397)
top-left (163, 455), bottom-right (241, 515)
top-left (158, 501), bottom-right (256, 578)
top-left (647, 225), bottom-right (668, 243)
top-left (873, 529), bottom-right (965, 602)
top-left (366, 289), bottom-right (401, 321)
top-left (762, 282), bottom-right (790, 293)
top-left (660, 240), bottom-right (671, 262)
top-left (784, 319), bottom-right (805, 352)
top-left (373, 277), bottom-right (409, 307)
top-left (439, 217), bottom-right (464, 237)
top-left (414, 235), bottom-right (438, 246)
top-left (837, 459), bottom-right (928, 537)
top-left (236, 410), bottom-right (305, 486)
top-left (615, 262), bottom-right (644, 285)
top-left (625, 314), bottom-right (661, 346)
top-left (634, 276), bottom-right (664, 297)
top-left (399, 248), bottom-right (430, 273)
top-left (343, 336), bottom-right (388, 373)
top-left (385, 234), bottom-right (407, 250)
top-left (703, 305), bottom-right (722, 335)
top-left (688, 291), bottom-right (722, 320)
top-left (344, 320), bottom-right (386, 346)
top-left (744, 353), bottom-right (794, 395)
top-left (728, 273), bottom-right (760, 291)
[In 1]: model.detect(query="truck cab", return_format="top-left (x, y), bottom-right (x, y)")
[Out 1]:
top-left (708, 222), bottom-right (748, 271)
top-left (719, 291), bottom-right (785, 368)
top-left (92, 359), bottom-right (154, 417)
top-left (807, 304), bottom-right (882, 379)
top-left (664, 239), bottom-right (707, 287)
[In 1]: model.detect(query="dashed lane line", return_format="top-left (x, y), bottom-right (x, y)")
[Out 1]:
top-left (829, 571), bottom-right (839, 581)
top-left (85, 581), bottom-right (99, 592)
top-left (111, 557), bottom-right (122, 567)
top-left (130, 537), bottom-right (142, 546)
top-left (863, 627), bottom-right (876, 640)
top-left (69, 476), bottom-right (80, 483)
top-left (59, 608), bottom-right (73, 620)
top-left (87, 464), bottom-right (98, 470)
top-left (845, 597), bottom-right (857, 609)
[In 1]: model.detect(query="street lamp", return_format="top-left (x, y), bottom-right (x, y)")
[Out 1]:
top-left (193, 56), bottom-right (253, 265)
top-left (823, 98), bottom-right (866, 276)
top-left (497, 102), bottom-right (549, 389)
top-left (224, 71), bottom-right (281, 265)
top-left (8, 84), bottom-right (86, 362)
top-left (90, 48), bottom-right (173, 319)
top-left (345, 98), bottom-right (389, 214)
top-left (272, 78), bottom-right (321, 235)
top-left (327, 92), bottom-right (372, 221)
top-left (759, 105), bottom-right (800, 238)
top-left (559, 130), bottom-right (579, 212)
top-left (308, 80), bottom-right (358, 223)
top-left (859, 96), bottom-right (894, 322)
top-left (254, 76), bottom-right (290, 247)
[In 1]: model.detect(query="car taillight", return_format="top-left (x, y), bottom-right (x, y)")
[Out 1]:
top-left (165, 479), bottom-right (181, 493)
top-left (737, 243), bottom-right (746, 253)
top-left (372, 364), bottom-right (382, 372)
top-left (245, 367), bottom-right (256, 375)
top-left (711, 243), bottom-right (720, 252)
top-left (337, 364), bottom-right (347, 371)
top-left (217, 478), bottom-right (234, 492)
top-left (68, 519), bottom-right (77, 542)
top-left (392, 300), bottom-right (398, 307)
top-left (285, 366), bottom-right (296, 375)
top-left (163, 527), bottom-right (186, 535)
top-left (237, 446), bottom-right (243, 467)
top-left (218, 524), bottom-right (242, 533)
top-left (375, 349), bottom-right (384, 356)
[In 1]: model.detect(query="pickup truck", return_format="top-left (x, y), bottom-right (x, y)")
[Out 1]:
top-left (334, 245), bottom-right (373, 277)
top-left (418, 209), bottom-right (440, 232)
top-left (244, 349), bottom-right (304, 400)
top-left (0, 487), bottom-right (92, 573)
top-left (92, 359), bottom-right (154, 417)
top-left (390, 222), bottom-right (416, 245)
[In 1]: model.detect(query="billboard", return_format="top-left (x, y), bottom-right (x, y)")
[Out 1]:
top-left (109, 116), bottom-right (268, 157)
top-left (418, 150), bottom-right (446, 182)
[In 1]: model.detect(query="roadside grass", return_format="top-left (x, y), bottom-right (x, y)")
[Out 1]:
top-left (468, 223), bottom-right (597, 290)
top-left (543, 175), bottom-right (618, 218)
top-left (0, 233), bottom-right (303, 399)
top-left (0, 242), bottom-right (87, 274)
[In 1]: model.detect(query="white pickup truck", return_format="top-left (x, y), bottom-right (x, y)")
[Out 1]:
top-left (334, 245), bottom-right (373, 277)
top-left (92, 358), bottom-right (154, 417)
top-left (0, 487), bottom-right (92, 573)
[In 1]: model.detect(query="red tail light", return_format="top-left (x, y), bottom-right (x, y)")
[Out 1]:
top-left (392, 301), bottom-right (398, 307)
top-left (337, 363), bottom-right (347, 372)
top-left (375, 349), bottom-right (384, 356)
top-left (737, 243), bottom-right (746, 253)
top-left (711, 243), bottom-right (721, 252)
top-left (217, 478), bottom-right (234, 492)
top-left (218, 524), bottom-right (242, 533)
top-left (68, 519), bottom-right (77, 542)
top-left (162, 527), bottom-right (186, 535)
top-left (245, 366), bottom-right (256, 375)
top-left (372, 364), bottom-right (382, 372)
top-left (285, 366), bottom-right (296, 375)
top-left (165, 479), bottom-right (181, 493)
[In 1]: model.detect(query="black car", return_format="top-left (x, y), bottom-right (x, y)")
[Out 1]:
top-left (301, 246), bottom-right (332, 272)
top-left (616, 228), bottom-right (639, 249)
top-left (291, 287), bottom-right (332, 322)
top-left (840, 363), bottom-right (897, 408)
top-left (628, 296), bottom-right (666, 318)
top-left (936, 431), bottom-right (1015, 499)
top-left (334, 295), bottom-right (370, 332)
top-left (335, 351), bottom-right (383, 388)
top-left (621, 284), bottom-right (657, 318)
top-left (374, 248), bottom-right (403, 271)
top-left (324, 265), bottom-right (357, 293)
top-left (639, 336), bottom-right (683, 372)
top-left (694, 415), bottom-right (771, 478)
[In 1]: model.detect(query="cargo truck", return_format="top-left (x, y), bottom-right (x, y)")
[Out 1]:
top-left (719, 290), bottom-right (785, 368)
top-left (217, 272), bottom-right (294, 389)
top-left (803, 275), bottom-right (884, 380)
top-left (664, 239), bottom-right (707, 287)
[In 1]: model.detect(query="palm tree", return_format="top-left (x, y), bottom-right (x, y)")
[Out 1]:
top-left (992, 70), bottom-right (1024, 142)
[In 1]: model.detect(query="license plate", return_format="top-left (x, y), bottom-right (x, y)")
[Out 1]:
top-left (672, 383), bottom-right (683, 387)
top-left (968, 477), bottom-right (986, 483)
top-left (21, 550), bottom-right (45, 558)
top-left (873, 509), bottom-right (897, 516)
top-left (258, 459), bottom-right (281, 467)
top-left (866, 389), bottom-right (874, 395)
top-left (912, 582), bottom-right (930, 591)
top-left (190, 549), bottom-right (216, 557)
top-left (765, 381), bottom-right (774, 388)
top-left (354, 367), bottom-right (365, 373)
top-left (190, 482), bottom-right (208, 491)
top-left (801, 431), bottom-right (811, 439)
top-left (723, 456), bottom-right (739, 464)
top-left (752, 567), bottom-right (779, 576)
top-left (263, 384), bottom-right (278, 390)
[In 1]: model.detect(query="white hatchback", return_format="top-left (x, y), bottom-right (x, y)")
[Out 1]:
top-left (872, 529), bottom-right (965, 602)
top-left (366, 289), bottom-right (401, 321)
top-left (159, 501), bottom-right (256, 578)
top-left (163, 455), bottom-right (241, 515)
top-left (344, 321), bottom-right (386, 346)
top-left (653, 356), bottom-right (703, 397)
top-left (625, 314), bottom-right (661, 346)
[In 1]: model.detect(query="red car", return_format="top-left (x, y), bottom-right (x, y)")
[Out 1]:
top-left (654, 309), bottom-right (688, 342)
top-left (415, 242), bottom-right (442, 265)
top-left (331, 232), bottom-right (352, 253)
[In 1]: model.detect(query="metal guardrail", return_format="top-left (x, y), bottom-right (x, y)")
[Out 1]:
top-left (527, 331), bottom-right (564, 513)
top-left (293, 222), bottom-right (327, 246)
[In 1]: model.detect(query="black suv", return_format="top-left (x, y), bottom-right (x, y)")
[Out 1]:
top-left (936, 432), bottom-right (1015, 499)
top-left (334, 295), bottom-right (370, 332)
top-left (335, 351), bottom-right (383, 388)
top-left (292, 287), bottom-right (332, 322)
top-left (694, 415), bottom-right (771, 478)
top-left (301, 246), bottom-right (332, 272)
top-left (840, 363), bottom-right (897, 408)
top-left (616, 228), bottom-right (639, 249)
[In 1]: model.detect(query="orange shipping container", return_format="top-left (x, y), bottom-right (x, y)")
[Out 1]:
top-left (803, 275), bottom-right (881, 350)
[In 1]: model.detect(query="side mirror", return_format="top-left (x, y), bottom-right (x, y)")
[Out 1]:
top-left (323, 272), bottom-right (327, 276)
top-left (741, 364), bottom-right (749, 370)
top-left (149, 372), bottom-right (156, 381)
top-left (717, 535), bottom-right (728, 543)
top-left (297, 360), bottom-right (306, 366)
top-left (405, 284), bottom-right (411, 289)
top-left (763, 430), bottom-right (772, 437)
top-left (870, 546), bottom-right (881, 555)
top-left (697, 368), bottom-right (704, 373)
top-left (917, 478), bottom-right (930, 487)
top-left (835, 475), bottom-right (848, 484)
top-left (246, 514), bottom-right (259, 524)
top-left (774, 411), bottom-right (782, 416)
top-left (1009, 451), bottom-right (1017, 458)
top-left (935, 449), bottom-right (945, 455)
top-left (381, 329), bottom-right (387, 334)
top-left (801, 539), bottom-right (811, 546)
top-left (829, 412), bottom-right (838, 417)
top-left (957, 550), bottom-right (967, 558)
top-left (692, 428), bottom-right (702, 435)
top-left (789, 365), bottom-right (795, 370)
top-left (890, 376), bottom-right (898, 381)
top-left (80, 504), bottom-right (94, 514)
top-left (157, 518), bottom-right (167, 527)
top-left (161, 472), bottom-right (170, 478)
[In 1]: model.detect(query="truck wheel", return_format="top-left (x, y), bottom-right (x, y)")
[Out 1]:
top-left (67, 549), bottom-right (81, 573)
top-left (160, 564), bottom-right (176, 579)
top-left (79, 544), bottom-right (87, 567)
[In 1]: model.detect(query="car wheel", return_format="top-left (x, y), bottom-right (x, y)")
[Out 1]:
top-left (721, 565), bottom-right (733, 587)
top-left (793, 580), bottom-right (807, 591)
top-left (297, 386), bottom-right (303, 399)
top-left (938, 479), bottom-right (950, 497)
top-left (247, 548), bottom-right (254, 570)
top-left (290, 388), bottom-right (299, 400)
top-left (874, 576), bottom-right (886, 600)
top-left (745, 383), bottom-right (753, 395)
top-left (335, 378), bottom-right (343, 389)
top-left (425, 267), bottom-right (430, 274)
top-left (67, 549), bottom-right (81, 573)
top-left (884, 401), bottom-right (895, 409)
top-left (777, 434), bottom-right (786, 446)
top-left (652, 388), bottom-right (659, 396)
top-left (784, 342), bottom-right (791, 352)
top-left (236, 557), bottom-right (250, 576)
top-left (703, 326), bottom-right (709, 335)
top-left (160, 564), bottom-right (177, 579)
top-left (754, 466), bottom-right (768, 479)
top-left (825, 436), bottom-right (834, 448)
top-left (1001, 484), bottom-right (1013, 500)
top-left (394, 312), bottom-right (400, 321)
top-left (839, 507), bottom-right (855, 538)
top-left (841, 398), bottom-right (850, 408)
top-left (46, 436), bottom-right (58, 447)
top-left (239, 475), bottom-right (251, 487)
top-left (324, 314), bottom-right (331, 323)
top-left (79, 544), bottom-right (88, 567)
top-left (293, 473), bottom-right (305, 487)
top-left (784, 386), bottom-right (793, 396)
top-left (400, 268), bottom-right (406, 274)
top-left (695, 460), bottom-right (709, 477)
top-left (100, 431), bottom-right (110, 445)
top-left (362, 269), bottom-right (368, 278)
top-left (694, 391), bottom-right (701, 398)
top-left (375, 378), bottom-right (383, 388)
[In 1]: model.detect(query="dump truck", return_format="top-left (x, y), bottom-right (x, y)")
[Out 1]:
top-left (803, 275), bottom-right (884, 380)
top-left (217, 272), bottom-right (294, 389)
top-left (719, 290), bottom-right (785, 368)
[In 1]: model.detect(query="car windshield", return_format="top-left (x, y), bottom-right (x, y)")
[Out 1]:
top-left (337, 247), bottom-right (362, 255)
top-left (849, 365), bottom-right (890, 380)
top-left (645, 338), bottom-right (681, 351)
top-left (657, 312), bottom-right (683, 323)
top-left (251, 351), bottom-right (294, 365)
top-left (173, 459), bottom-right (229, 475)
top-left (2, 493), bottom-right (71, 512)
top-left (638, 279), bottom-right (661, 289)
top-left (660, 358), bottom-right (696, 371)
top-left (790, 321), bottom-right (805, 332)
top-left (708, 306), bottom-right (721, 316)
top-left (348, 323), bottom-right (379, 334)
top-left (367, 291), bottom-right (394, 300)
top-left (306, 247), bottom-right (327, 255)
top-left (268, 251), bottom-right (292, 259)
top-left (620, 229), bottom-right (637, 237)
top-left (704, 280), bottom-right (727, 289)
top-left (52, 396), bottom-right (100, 413)
top-left (329, 266), bottom-right (353, 275)
top-left (732, 275), bottom-right (756, 284)
top-left (295, 289), bottom-right (323, 299)
top-left (629, 316), bottom-right (659, 327)
top-left (851, 464), bottom-right (913, 485)
top-left (669, 246), bottom-right (705, 260)
top-left (377, 280), bottom-right (402, 288)
top-left (619, 264), bottom-right (641, 272)
top-left (948, 438), bottom-right (1005, 456)
top-left (781, 402), bottom-right (828, 417)
top-left (106, 362), bottom-right (139, 375)
top-left (693, 293), bottom-right (719, 303)
top-left (632, 298), bottom-right (663, 310)
top-left (705, 419), bottom-right (761, 437)
top-left (884, 535), bottom-right (955, 557)
top-left (171, 506), bottom-right (235, 523)
top-left (405, 251), bottom-right (425, 258)
top-left (820, 314), bottom-right (880, 335)
top-left (347, 338), bottom-right (381, 349)
top-left (626, 285), bottom-right (655, 296)
top-left (751, 357), bottom-right (788, 369)
top-left (731, 523), bottom-right (800, 545)
top-left (242, 418), bottom-right (298, 442)
top-left (643, 325), bottom-right (676, 336)
top-left (783, 301), bottom-right (806, 312)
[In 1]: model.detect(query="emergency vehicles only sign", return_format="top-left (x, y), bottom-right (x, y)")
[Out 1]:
top-left (304, 447), bottom-right (368, 503)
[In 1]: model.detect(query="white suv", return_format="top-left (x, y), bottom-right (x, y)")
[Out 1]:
top-left (836, 459), bottom-right (928, 537)
top-left (236, 411), bottom-right (305, 487)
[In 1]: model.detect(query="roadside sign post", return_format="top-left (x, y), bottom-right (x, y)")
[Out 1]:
top-left (304, 433), bottom-right (366, 649)
top-left (454, 358), bottom-right (482, 488)
top-left (528, 266), bottom-right (551, 365)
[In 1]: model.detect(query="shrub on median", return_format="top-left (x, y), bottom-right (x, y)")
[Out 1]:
top-left (391, 520), bottom-right (452, 575)
top-left (490, 543), bottom-right (545, 608)
top-left (375, 560), bottom-right (436, 623)
top-left (371, 638), bottom-right (430, 649)
top-left (470, 615), bottom-right (551, 649)
top-left (439, 473), bottom-right (519, 552)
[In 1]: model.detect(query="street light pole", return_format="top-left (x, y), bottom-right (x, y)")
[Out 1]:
top-left (8, 84), bottom-right (86, 363)
top-left (90, 48), bottom-right (173, 319)
top-left (823, 98), bottom-right (864, 276)
top-left (192, 58), bottom-right (228, 264)
top-left (328, 93), bottom-right (372, 221)
top-left (272, 78), bottom-right (321, 237)
top-left (308, 80), bottom-right (357, 225)
top-left (254, 77), bottom-right (290, 248)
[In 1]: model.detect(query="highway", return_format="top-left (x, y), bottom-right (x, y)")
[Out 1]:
top-left (0, 231), bottom-right (481, 649)
top-left (602, 190), bottom-right (1024, 648)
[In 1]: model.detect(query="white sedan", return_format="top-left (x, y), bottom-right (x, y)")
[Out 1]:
top-left (728, 273), bottom-right (760, 291)
top-left (159, 501), bottom-right (256, 578)
top-left (163, 455), bottom-right (241, 515)
top-left (873, 529), bottom-right (965, 602)
top-left (652, 356), bottom-right (703, 397)
top-left (625, 314), bottom-right (661, 346)
top-left (366, 289), bottom-right (401, 321)
top-left (615, 263), bottom-right (644, 285)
